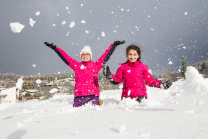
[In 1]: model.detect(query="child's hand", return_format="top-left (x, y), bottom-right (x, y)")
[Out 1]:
top-left (103, 65), bottom-right (112, 79)
top-left (160, 80), bottom-right (172, 89)
top-left (44, 42), bottom-right (57, 49)
top-left (113, 40), bottom-right (125, 46)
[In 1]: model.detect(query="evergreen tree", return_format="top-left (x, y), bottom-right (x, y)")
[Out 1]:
top-left (181, 58), bottom-right (188, 79)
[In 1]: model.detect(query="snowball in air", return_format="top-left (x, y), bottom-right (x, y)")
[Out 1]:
top-left (35, 11), bottom-right (40, 16)
top-left (66, 6), bottom-right (69, 10)
top-left (29, 18), bottom-right (36, 27)
top-left (81, 20), bottom-right (86, 24)
top-left (101, 32), bottom-right (105, 37)
top-left (184, 12), bottom-right (188, 15)
top-left (85, 30), bottom-right (89, 34)
top-left (69, 21), bottom-right (75, 28)
top-left (169, 61), bottom-right (172, 65)
top-left (52, 24), bottom-right (56, 26)
top-left (128, 90), bottom-right (131, 96)
top-left (62, 21), bottom-right (66, 25)
top-left (10, 22), bottom-right (25, 33)
top-left (33, 64), bottom-right (36, 67)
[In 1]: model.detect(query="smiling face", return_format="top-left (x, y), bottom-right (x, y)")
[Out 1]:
top-left (126, 49), bottom-right (140, 62)
top-left (81, 51), bottom-right (91, 62)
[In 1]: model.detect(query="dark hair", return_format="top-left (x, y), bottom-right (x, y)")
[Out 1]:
top-left (126, 44), bottom-right (142, 60)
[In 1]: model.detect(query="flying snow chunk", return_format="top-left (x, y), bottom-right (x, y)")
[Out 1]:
top-left (127, 9), bottom-right (130, 12)
top-left (58, 72), bottom-right (60, 74)
top-left (151, 28), bottom-right (154, 31)
top-left (35, 11), bottom-right (40, 16)
top-left (29, 18), bottom-right (36, 27)
top-left (33, 64), bottom-right (36, 67)
top-left (10, 22), bottom-right (25, 33)
top-left (57, 14), bottom-right (59, 16)
top-left (36, 79), bottom-right (42, 84)
top-left (80, 65), bottom-right (85, 69)
top-left (66, 6), bottom-right (69, 10)
top-left (183, 46), bottom-right (186, 49)
top-left (62, 21), bottom-right (66, 25)
top-left (85, 30), bottom-right (89, 34)
top-left (101, 32), bottom-right (105, 37)
top-left (119, 124), bottom-right (126, 133)
top-left (184, 12), bottom-right (188, 15)
top-left (128, 90), bottom-right (131, 96)
top-left (52, 24), bottom-right (56, 26)
top-left (169, 61), bottom-right (172, 65)
top-left (121, 8), bottom-right (124, 11)
top-left (111, 12), bottom-right (114, 14)
top-left (69, 21), bottom-right (75, 28)
top-left (81, 20), bottom-right (86, 24)
top-left (81, 4), bottom-right (83, 6)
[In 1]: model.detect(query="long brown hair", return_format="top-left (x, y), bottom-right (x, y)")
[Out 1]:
top-left (126, 44), bottom-right (142, 60)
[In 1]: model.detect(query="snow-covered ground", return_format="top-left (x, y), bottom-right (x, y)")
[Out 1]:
top-left (1, 66), bottom-right (208, 139)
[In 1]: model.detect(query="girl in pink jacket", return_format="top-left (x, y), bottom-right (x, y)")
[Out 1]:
top-left (103, 44), bottom-right (172, 103)
top-left (44, 41), bottom-right (125, 107)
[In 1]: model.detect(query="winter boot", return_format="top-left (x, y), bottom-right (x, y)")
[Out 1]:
top-left (99, 99), bottom-right (103, 106)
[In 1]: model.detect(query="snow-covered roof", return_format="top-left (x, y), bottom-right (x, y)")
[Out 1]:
top-left (0, 88), bottom-right (6, 91)
top-left (0, 93), bottom-right (7, 96)
top-left (45, 83), bottom-right (54, 86)
top-left (26, 90), bottom-right (38, 93)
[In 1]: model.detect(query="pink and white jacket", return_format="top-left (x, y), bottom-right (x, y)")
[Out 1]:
top-left (111, 60), bottom-right (161, 98)
top-left (54, 44), bottom-right (114, 97)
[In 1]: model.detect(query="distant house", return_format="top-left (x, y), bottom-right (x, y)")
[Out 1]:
top-left (0, 87), bottom-right (19, 104)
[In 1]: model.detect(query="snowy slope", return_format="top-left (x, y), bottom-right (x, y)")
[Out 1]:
top-left (1, 67), bottom-right (208, 139)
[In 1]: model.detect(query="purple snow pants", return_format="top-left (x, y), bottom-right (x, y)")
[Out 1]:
top-left (73, 95), bottom-right (99, 107)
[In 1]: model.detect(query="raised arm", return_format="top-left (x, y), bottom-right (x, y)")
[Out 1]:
top-left (96, 40), bottom-right (125, 70)
top-left (44, 42), bottom-right (79, 71)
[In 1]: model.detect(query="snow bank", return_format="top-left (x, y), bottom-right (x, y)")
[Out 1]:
top-left (10, 22), bottom-right (25, 33)
top-left (16, 78), bottom-right (24, 89)
top-left (0, 103), bottom-right (9, 111)
top-left (49, 88), bottom-right (58, 93)
top-left (183, 66), bottom-right (208, 95)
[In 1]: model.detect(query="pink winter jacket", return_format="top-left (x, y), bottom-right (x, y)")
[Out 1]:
top-left (55, 44), bottom-right (114, 97)
top-left (111, 60), bottom-right (161, 98)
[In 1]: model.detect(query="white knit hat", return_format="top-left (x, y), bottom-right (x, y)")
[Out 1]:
top-left (80, 45), bottom-right (92, 59)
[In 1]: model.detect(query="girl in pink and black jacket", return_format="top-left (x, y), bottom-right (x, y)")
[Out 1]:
top-left (103, 44), bottom-right (172, 103)
top-left (44, 41), bottom-right (125, 107)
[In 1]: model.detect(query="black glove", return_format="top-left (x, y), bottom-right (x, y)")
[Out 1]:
top-left (103, 65), bottom-right (119, 85)
top-left (103, 65), bottom-right (112, 79)
top-left (44, 42), bottom-right (57, 50)
top-left (113, 40), bottom-right (125, 46)
top-left (160, 80), bottom-right (172, 89)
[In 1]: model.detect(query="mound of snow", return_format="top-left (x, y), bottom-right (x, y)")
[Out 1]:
top-left (10, 22), bottom-right (25, 33)
top-left (183, 66), bottom-right (208, 95)
top-left (16, 78), bottom-right (24, 89)
top-left (49, 88), bottom-right (58, 93)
